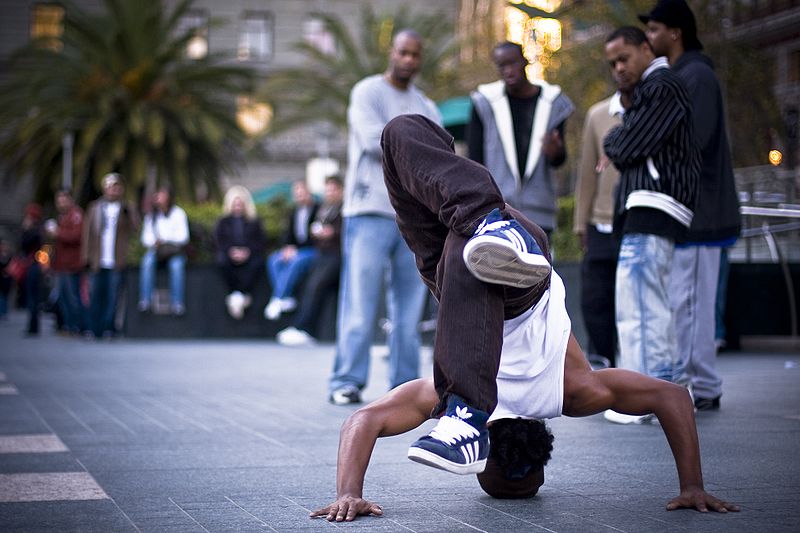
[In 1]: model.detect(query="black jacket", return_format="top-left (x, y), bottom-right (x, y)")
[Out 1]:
top-left (281, 202), bottom-right (319, 248)
top-left (672, 51), bottom-right (741, 242)
top-left (214, 215), bottom-right (267, 264)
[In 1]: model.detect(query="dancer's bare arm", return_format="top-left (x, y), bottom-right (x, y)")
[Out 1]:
top-left (310, 379), bottom-right (438, 522)
top-left (562, 334), bottom-right (740, 513)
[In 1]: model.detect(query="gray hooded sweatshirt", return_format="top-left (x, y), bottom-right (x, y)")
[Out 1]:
top-left (470, 80), bottom-right (574, 231)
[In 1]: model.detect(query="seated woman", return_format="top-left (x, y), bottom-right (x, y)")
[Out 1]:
top-left (138, 186), bottom-right (189, 315)
top-left (264, 180), bottom-right (319, 321)
top-left (215, 186), bottom-right (267, 319)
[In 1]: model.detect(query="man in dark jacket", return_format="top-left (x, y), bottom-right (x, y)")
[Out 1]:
top-left (641, 0), bottom-right (741, 411)
top-left (602, 26), bottom-right (701, 424)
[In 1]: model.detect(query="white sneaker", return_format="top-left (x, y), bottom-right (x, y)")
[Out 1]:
top-left (276, 327), bottom-right (315, 346)
top-left (227, 291), bottom-right (245, 319)
top-left (279, 297), bottom-right (297, 312)
top-left (463, 207), bottom-right (551, 288)
top-left (264, 298), bottom-right (282, 320)
top-left (603, 409), bottom-right (656, 425)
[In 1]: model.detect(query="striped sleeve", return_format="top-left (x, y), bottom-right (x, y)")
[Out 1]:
top-left (603, 79), bottom-right (687, 167)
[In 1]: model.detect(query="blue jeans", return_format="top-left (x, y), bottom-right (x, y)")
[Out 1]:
top-left (329, 215), bottom-right (428, 393)
top-left (57, 272), bottom-right (86, 332)
top-left (139, 249), bottom-right (186, 307)
top-left (267, 246), bottom-right (317, 299)
top-left (89, 269), bottom-right (122, 337)
top-left (615, 233), bottom-right (685, 383)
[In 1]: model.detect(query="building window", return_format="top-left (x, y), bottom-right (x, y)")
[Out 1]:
top-left (238, 12), bottom-right (273, 61)
top-left (303, 17), bottom-right (335, 55)
top-left (30, 3), bottom-right (65, 51)
top-left (177, 9), bottom-right (209, 60)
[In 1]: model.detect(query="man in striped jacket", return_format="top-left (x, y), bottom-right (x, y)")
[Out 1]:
top-left (602, 26), bottom-right (701, 424)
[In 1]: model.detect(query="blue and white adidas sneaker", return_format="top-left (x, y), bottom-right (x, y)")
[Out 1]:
top-left (462, 208), bottom-right (551, 288)
top-left (408, 395), bottom-right (489, 475)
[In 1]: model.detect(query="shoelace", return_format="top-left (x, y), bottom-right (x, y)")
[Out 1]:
top-left (429, 415), bottom-right (480, 445)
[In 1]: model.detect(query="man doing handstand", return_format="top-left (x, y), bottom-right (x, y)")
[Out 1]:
top-left (311, 114), bottom-right (738, 521)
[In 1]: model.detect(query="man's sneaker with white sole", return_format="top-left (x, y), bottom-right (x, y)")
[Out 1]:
top-left (463, 208), bottom-right (551, 288)
top-left (408, 395), bottom-right (489, 475)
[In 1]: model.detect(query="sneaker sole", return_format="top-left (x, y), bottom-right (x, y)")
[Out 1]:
top-left (407, 447), bottom-right (487, 475)
top-left (329, 392), bottom-right (361, 405)
top-left (463, 236), bottom-right (551, 288)
top-left (603, 410), bottom-right (657, 425)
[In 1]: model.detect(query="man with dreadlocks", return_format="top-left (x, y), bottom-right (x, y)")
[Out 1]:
top-left (310, 115), bottom-right (738, 521)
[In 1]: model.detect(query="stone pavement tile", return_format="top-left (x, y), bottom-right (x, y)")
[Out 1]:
top-left (159, 502), bottom-right (273, 532)
top-left (0, 472), bottom-right (108, 502)
top-left (384, 499), bottom-right (544, 532)
top-left (70, 441), bottom-right (317, 472)
top-left (0, 434), bottom-right (68, 453)
top-left (0, 452), bottom-right (81, 474)
top-left (0, 397), bottom-right (50, 435)
top-left (0, 499), bottom-right (135, 533)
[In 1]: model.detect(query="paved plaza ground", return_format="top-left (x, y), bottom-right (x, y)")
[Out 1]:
top-left (0, 311), bottom-right (798, 532)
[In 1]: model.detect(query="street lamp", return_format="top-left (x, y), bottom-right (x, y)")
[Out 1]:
top-left (505, 1), bottom-right (562, 80)
top-left (236, 96), bottom-right (272, 137)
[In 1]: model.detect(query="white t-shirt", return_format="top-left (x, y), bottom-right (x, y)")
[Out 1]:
top-left (100, 202), bottom-right (121, 269)
top-left (489, 271), bottom-right (571, 422)
top-left (140, 206), bottom-right (189, 248)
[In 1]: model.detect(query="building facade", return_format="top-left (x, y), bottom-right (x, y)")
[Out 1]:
top-left (0, 0), bottom-right (459, 229)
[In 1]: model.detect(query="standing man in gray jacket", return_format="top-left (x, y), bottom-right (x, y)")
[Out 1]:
top-left (467, 42), bottom-right (574, 237)
top-left (641, 0), bottom-right (741, 411)
top-left (328, 29), bottom-right (442, 405)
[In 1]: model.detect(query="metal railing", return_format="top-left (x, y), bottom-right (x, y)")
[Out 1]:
top-left (739, 205), bottom-right (800, 338)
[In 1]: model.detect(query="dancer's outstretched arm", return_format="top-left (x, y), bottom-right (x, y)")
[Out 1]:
top-left (310, 379), bottom-right (438, 522)
top-left (562, 334), bottom-right (740, 513)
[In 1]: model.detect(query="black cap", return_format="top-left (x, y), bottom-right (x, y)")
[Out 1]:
top-left (638, 0), bottom-right (703, 50)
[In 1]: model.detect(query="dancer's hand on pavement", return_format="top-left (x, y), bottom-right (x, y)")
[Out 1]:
top-left (667, 487), bottom-right (740, 513)
top-left (310, 495), bottom-right (383, 522)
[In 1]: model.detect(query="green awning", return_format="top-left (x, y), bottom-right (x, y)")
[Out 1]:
top-left (252, 182), bottom-right (292, 204)
top-left (437, 96), bottom-right (472, 128)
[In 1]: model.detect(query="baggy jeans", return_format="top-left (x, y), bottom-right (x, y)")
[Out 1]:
top-left (380, 114), bottom-right (551, 416)
top-left (616, 233), bottom-right (686, 384)
top-left (669, 245), bottom-right (723, 399)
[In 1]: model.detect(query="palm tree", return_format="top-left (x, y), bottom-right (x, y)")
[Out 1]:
top-left (0, 0), bottom-right (258, 203)
top-left (261, 4), bottom-right (459, 135)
